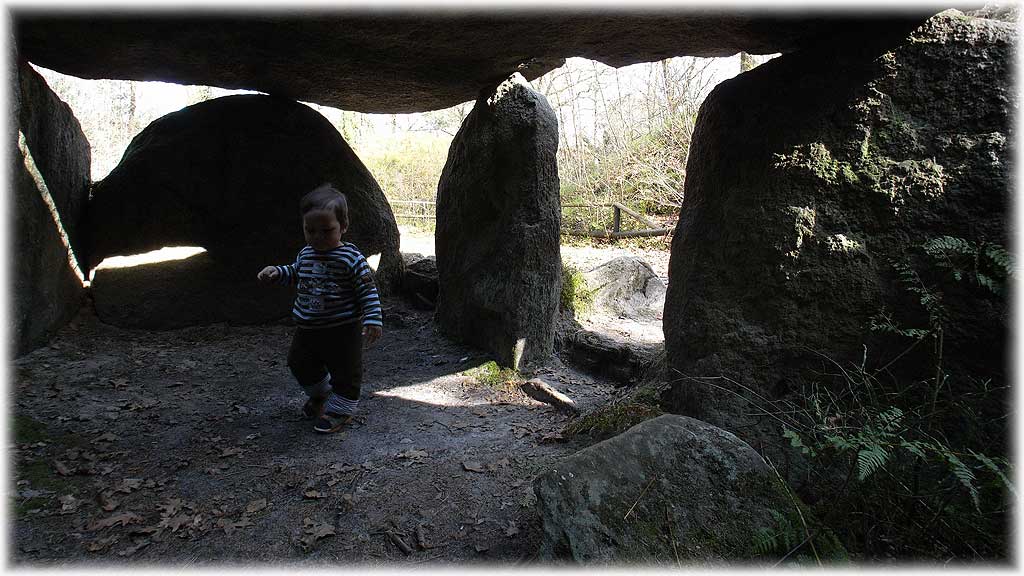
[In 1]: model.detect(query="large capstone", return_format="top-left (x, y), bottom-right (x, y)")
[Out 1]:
top-left (533, 414), bottom-right (845, 563)
top-left (12, 59), bottom-right (89, 356)
top-left (435, 74), bottom-right (561, 369)
top-left (663, 11), bottom-right (1012, 428)
top-left (87, 94), bottom-right (403, 326)
top-left (14, 12), bottom-right (932, 114)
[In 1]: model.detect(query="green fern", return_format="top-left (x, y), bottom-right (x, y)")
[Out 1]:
top-left (982, 244), bottom-right (1012, 276)
top-left (970, 450), bottom-right (1016, 498)
top-left (945, 452), bottom-right (981, 513)
top-left (857, 444), bottom-right (891, 481)
top-left (784, 427), bottom-right (816, 457)
top-left (900, 439), bottom-right (930, 460)
top-left (877, 407), bottom-right (904, 433)
top-left (752, 509), bottom-right (797, 556)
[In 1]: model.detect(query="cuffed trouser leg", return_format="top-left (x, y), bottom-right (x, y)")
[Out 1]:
top-left (288, 323), bottom-right (364, 414)
top-left (287, 330), bottom-right (332, 400)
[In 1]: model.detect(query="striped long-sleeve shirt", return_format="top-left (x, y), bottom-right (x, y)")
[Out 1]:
top-left (273, 243), bottom-right (383, 329)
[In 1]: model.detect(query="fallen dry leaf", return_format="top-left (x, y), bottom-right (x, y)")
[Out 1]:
top-left (92, 432), bottom-right (119, 444)
top-left (462, 461), bottom-right (486, 473)
top-left (157, 498), bottom-right (184, 517)
top-left (88, 512), bottom-right (144, 531)
top-left (486, 458), bottom-right (510, 471)
top-left (115, 478), bottom-right (143, 493)
top-left (216, 516), bottom-right (254, 535)
top-left (539, 432), bottom-right (566, 443)
top-left (59, 494), bottom-right (81, 514)
top-left (296, 518), bottom-right (336, 551)
top-left (97, 490), bottom-right (120, 512)
top-left (85, 535), bottom-right (119, 552)
top-left (158, 514), bottom-right (194, 533)
top-left (504, 520), bottom-right (520, 537)
top-left (118, 539), bottom-right (151, 557)
top-left (245, 498), bottom-right (268, 514)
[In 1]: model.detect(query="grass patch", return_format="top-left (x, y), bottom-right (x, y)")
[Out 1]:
top-left (13, 414), bottom-right (49, 445)
top-left (460, 360), bottom-right (520, 391)
top-left (563, 383), bottom-right (664, 441)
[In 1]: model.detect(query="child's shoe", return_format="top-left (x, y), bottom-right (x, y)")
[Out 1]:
top-left (314, 412), bottom-right (352, 434)
top-left (302, 396), bottom-right (327, 420)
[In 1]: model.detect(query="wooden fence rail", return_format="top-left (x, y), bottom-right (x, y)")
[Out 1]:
top-left (561, 202), bottom-right (674, 238)
top-left (391, 200), bottom-right (674, 238)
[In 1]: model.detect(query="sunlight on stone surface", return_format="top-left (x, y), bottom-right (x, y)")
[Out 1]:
top-left (93, 246), bottom-right (207, 272)
top-left (373, 378), bottom-right (533, 408)
top-left (18, 130), bottom-right (86, 285)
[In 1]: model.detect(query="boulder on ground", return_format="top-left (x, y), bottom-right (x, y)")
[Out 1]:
top-left (12, 59), bottom-right (90, 356)
top-left (87, 94), bottom-right (403, 302)
top-left (582, 256), bottom-right (665, 319)
top-left (401, 253), bottom-right (438, 309)
top-left (561, 329), bottom-right (650, 385)
top-left (533, 414), bottom-right (845, 563)
top-left (435, 74), bottom-right (561, 369)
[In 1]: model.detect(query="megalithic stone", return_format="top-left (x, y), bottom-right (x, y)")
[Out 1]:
top-left (435, 74), bottom-right (561, 370)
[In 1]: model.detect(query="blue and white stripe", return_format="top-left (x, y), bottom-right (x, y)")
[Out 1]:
top-left (325, 393), bottom-right (359, 416)
top-left (275, 243), bottom-right (383, 329)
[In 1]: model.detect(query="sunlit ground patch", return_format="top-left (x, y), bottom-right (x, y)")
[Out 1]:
top-left (372, 377), bottom-right (534, 408)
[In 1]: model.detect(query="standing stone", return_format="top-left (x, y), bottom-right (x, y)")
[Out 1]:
top-left (87, 94), bottom-right (403, 293)
top-left (11, 59), bottom-right (89, 356)
top-left (663, 12), bottom-right (1013, 429)
top-left (435, 74), bottom-right (560, 369)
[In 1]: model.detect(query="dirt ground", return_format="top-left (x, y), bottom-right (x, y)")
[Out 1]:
top-left (10, 234), bottom-right (670, 566)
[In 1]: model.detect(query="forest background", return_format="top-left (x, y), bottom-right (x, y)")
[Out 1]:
top-left (37, 52), bottom-right (769, 233)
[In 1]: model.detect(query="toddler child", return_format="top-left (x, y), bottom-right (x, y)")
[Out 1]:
top-left (258, 183), bottom-right (383, 433)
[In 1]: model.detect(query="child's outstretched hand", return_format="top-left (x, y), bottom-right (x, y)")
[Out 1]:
top-left (363, 325), bottom-right (382, 346)
top-left (257, 266), bottom-right (279, 283)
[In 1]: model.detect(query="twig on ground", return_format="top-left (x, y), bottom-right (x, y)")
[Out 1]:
top-left (624, 475), bottom-right (657, 520)
top-left (665, 506), bottom-right (680, 566)
top-left (415, 524), bottom-right (430, 550)
top-left (773, 529), bottom-right (821, 567)
top-left (387, 530), bottom-right (414, 555)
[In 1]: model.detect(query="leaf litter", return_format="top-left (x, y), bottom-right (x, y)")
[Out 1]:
top-left (11, 291), bottom-right (638, 561)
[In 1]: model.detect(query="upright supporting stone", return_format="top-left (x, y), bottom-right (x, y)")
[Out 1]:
top-left (11, 59), bottom-right (90, 356)
top-left (663, 12), bottom-right (1012, 431)
top-left (86, 94), bottom-right (403, 328)
top-left (435, 74), bottom-right (560, 369)
top-left (88, 95), bottom-right (403, 293)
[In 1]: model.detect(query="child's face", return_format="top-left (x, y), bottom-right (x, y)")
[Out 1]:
top-left (303, 209), bottom-right (345, 251)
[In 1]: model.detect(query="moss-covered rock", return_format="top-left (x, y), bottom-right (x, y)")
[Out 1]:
top-left (533, 415), bottom-right (846, 564)
top-left (663, 10), bottom-right (1013, 447)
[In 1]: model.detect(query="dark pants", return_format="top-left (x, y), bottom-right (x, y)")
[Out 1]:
top-left (287, 322), bottom-right (363, 401)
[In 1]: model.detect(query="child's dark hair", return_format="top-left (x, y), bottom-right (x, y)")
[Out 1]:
top-left (300, 183), bottom-right (349, 229)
